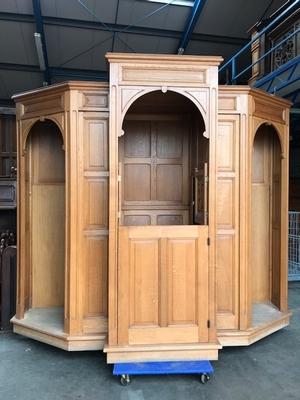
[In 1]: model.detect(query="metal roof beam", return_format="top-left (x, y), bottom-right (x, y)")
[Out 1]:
top-left (32, 0), bottom-right (51, 84)
top-left (0, 12), bottom-right (247, 46)
top-left (177, 0), bottom-right (207, 54)
top-left (0, 63), bottom-right (108, 81)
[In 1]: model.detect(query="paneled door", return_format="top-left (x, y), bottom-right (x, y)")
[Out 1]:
top-left (117, 225), bottom-right (209, 346)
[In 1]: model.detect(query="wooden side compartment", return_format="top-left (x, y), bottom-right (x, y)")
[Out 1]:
top-left (217, 86), bottom-right (291, 346)
top-left (11, 82), bottom-right (109, 350)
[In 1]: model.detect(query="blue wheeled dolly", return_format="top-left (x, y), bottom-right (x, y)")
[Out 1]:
top-left (113, 360), bottom-right (214, 386)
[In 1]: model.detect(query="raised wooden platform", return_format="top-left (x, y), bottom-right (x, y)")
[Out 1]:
top-left (104, 342), bottom-right (222, 364)
top-left (11, 307), bottom-right (106, 351)
top-left (218, 303), bottom-right (291, 346)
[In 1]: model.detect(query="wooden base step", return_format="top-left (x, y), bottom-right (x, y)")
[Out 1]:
top-left (218, 304), bottom-right (291, 346)
top-left (104, 342), bottom-right (222, 364)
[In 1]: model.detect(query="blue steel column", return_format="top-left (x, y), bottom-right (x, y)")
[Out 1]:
top-left (177, 0), bottom-right (207, 54)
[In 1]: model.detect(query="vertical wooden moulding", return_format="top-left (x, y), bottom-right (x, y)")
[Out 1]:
top-left (65, 89), bottom-right (81, 335)
top-left (208, 84), bottom-right (217, 342)
top-left (108, 70), bottom-right (119, 345)
top-left (239, 95), bottom-right (251, 331)
top-left (279, 119), bottom-right (289, 312)
top-left (16, 117), bottom-right (25, 319)
top-left (63, 91), bottom-right (71, 334)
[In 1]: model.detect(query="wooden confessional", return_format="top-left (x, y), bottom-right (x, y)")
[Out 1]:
top-left (12, 54), bottom-right (291, 362)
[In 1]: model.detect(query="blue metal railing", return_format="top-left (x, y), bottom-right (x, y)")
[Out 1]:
top-left (219, 0), bottom-right (300, 84)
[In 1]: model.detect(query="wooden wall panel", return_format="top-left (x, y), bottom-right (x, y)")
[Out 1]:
top-left (83, 236), bottom-right (107, 317)
top-left (120, 116), bottom-right (189, 226)
top-left (83, 118), bottom-right (108, 171)
top-left (31, 185), bottom-right (65, 307)
top-left (216, 179), bottom-right (235, 229)
top-left (84, 178), bottom-right (108, 230)
top-left (130, 240), bottom-right (159, 326)
top-left (216, 235), bottom-right (237, 329)
top-left (216, 115), bottom-right (239, 330)
top-left (80, 112), bottom-right (109, 333)
top-left (167, 239), bottom-right (196, 324)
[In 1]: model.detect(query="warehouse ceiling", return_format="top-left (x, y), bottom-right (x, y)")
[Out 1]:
top-left (0, 0), bottom-right (289, 104)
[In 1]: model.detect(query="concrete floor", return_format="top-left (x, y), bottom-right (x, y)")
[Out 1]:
top-left (1, 282), bottom-right (300, 400)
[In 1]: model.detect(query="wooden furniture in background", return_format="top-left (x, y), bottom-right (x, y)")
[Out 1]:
top-left (0, 114), bottom-right (17, 177)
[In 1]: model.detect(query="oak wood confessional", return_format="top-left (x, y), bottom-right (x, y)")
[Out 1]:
top-left (12, 54), bottom-right (291, 362)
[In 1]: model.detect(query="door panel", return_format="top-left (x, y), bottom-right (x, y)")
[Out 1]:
top-left (118, 225), bottom-right (209, 346)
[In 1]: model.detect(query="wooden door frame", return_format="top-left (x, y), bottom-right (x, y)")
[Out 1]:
top-left (16, 114), bottom-right (67, 320)
top-left (107, 54), bottom-right (221, 347)
top-left (248, 118), bottom-right (289, 321)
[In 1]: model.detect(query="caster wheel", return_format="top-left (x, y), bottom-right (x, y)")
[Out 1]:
top-left (200, 373), bottom-right (210, 384)
top-left (120, 374), bottom-right (131, 386)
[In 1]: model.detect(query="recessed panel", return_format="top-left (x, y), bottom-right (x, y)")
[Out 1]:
top-left (124, 164), bottom-right (151, 201)
top-left (217, 120), bottom-right (236, 172)
top-left (124, 215), bottom-right (151, 226)
top-left (157, 215), bottom-right (183, 225)
top-left (124, 121), bottom-right (151, 158)
top-left (156, 122), bottom-right (182, 159)
top-left (131, 240), bottom-right (159, 325)
top-left (85, 178), bottom-right (108, 229)
top-left (84, 236), bottom-right (107, 317)
top-left (216, 179), bottom-right (234, 228)
top-left (156, 165), bottom-right (182, 201)
top-left (216, 235), bottom-right (235, 313)
top-left (84, 118), bottom-right (108, 170)
top-left (167, 239), bottom-right (196, 324)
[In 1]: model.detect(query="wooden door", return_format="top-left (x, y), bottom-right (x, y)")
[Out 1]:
top-left (117, 225), bottom-right (209, 346)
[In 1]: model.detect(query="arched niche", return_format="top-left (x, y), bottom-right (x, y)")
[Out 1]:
top-left (251, 123), bottom-right (282, 316)
top-left (23, 119), bottom-right (65, 324)
top-left (120, 88), bottom-right (208, 133)
top-left (118, 90), bottom-right (209, 226)
top-left (21, 115), bottom-right (65, 155)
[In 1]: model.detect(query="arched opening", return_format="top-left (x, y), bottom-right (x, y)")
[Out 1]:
top-left (118, 90), bottom-right (208, 226)
top-left (24, 120), bottom-right (65, 329)
top-left (251, 123), bottom-right (282, 320)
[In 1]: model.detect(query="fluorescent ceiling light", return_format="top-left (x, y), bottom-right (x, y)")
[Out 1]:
top-left (145, 0), bottom-right (194, 7)
top-left (34, 32), bottom-right (46, 71)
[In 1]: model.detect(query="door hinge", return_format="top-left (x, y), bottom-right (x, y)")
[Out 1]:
top-left (207, 320), bottom-right (211, 328)
top-left (207, 237), bottom-right (211, 246)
